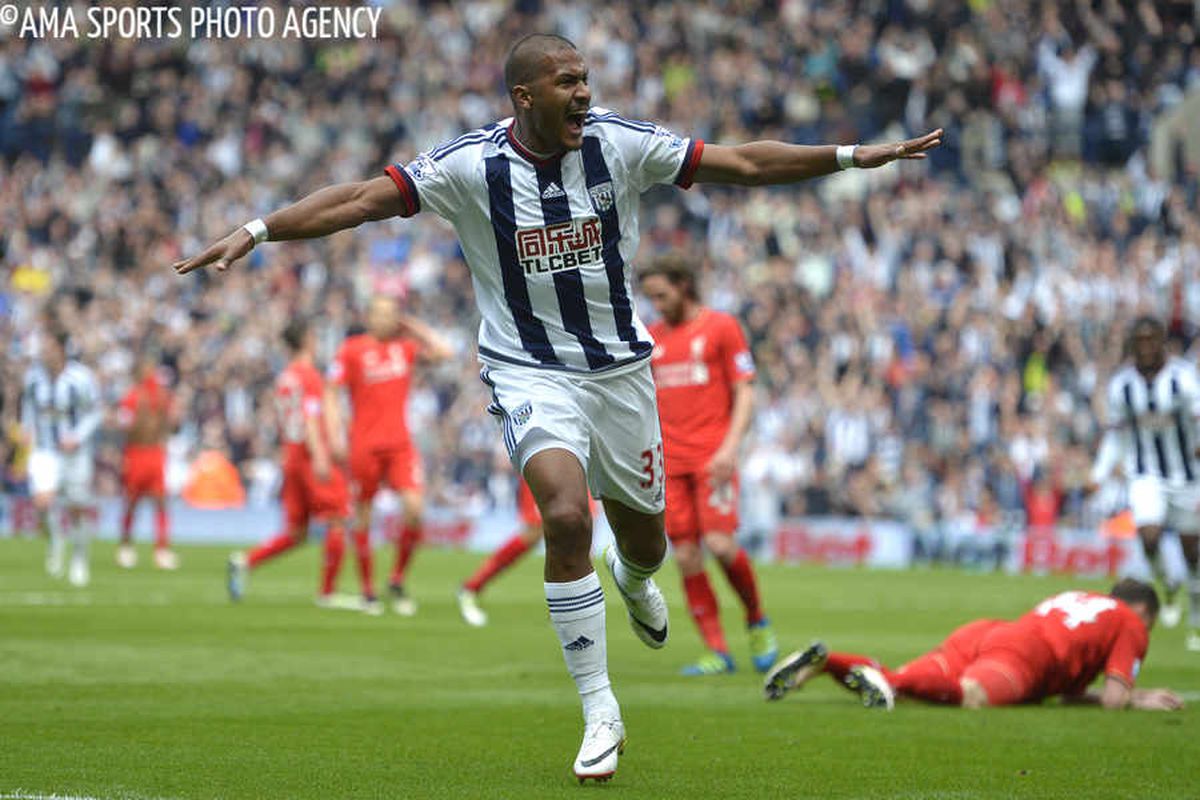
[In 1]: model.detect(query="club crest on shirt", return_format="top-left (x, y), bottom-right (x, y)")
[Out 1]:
top-left (511, 400), bottom-right (533, 427)
top-left (588, 181), bottom-right (615, 213)
top-left (653, 126), bottom-right (684, 148)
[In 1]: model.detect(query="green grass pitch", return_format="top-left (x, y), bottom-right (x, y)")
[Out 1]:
top-left (0, 537), bottom-right (1195, 799)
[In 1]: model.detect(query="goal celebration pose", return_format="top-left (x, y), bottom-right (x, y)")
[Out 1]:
top-left (175, 33), bottom-right (940, 783)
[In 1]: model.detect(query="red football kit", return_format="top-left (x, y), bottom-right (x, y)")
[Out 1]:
top-left (276, 359), bottom-right (349, 528)
top-left (649, 308), bottom-right (755, 542)
top-left (330, 334), bottom-right (423, 502)
top-left (119, 375), bottom-right (172, 497)
top-left (825, 591), bottom-right (1149, 706)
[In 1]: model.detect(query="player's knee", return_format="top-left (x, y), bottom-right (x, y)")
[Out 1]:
top-left (702, 533), bottom-right (736, 561)
top-left (960, 679), bottom-right (989, 709)
top-left (673, 542), bottom-right (703, 575)
top-left (540, 495), bottom-right (592, 540)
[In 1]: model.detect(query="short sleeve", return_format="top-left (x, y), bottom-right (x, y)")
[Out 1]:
top-left (721, 316), bottom-right (756, 383)
top-left (590, 108), bottom-right (704, 192)
top-left (385, 129), bottom-right (489, 219)
top-left (1104, 615), bottom-right (1148, 687)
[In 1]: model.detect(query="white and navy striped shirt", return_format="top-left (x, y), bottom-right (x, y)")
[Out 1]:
top-left (20, 362), bottom-right (102, 453)
top-left (385, 108), bottom-right (704, 374)
top-left (1092, 357), bottom-right (1200, 485)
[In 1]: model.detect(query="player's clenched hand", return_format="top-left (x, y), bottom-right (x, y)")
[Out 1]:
top-left (853, 129), bottom-right (943, 169)
top-left (706, 445), bottom-right (737, 486)
top-left (172, 229), bottom-right (255, 275)
top-left (1132, 688), bottom-right (1184, 711)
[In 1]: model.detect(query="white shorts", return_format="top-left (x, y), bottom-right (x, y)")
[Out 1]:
top-left (481, 360), bottom-right (666, 515)
top-left (1128, 476), bottom-right (1200, 533)
top-left (29, 448), bottom-right (94, 505)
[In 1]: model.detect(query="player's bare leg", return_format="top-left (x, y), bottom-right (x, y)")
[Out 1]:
top-left (118, 491), bottom-right (140, 568)
top-left (151, 493), bottom-right (178, 570)
top-left (459, 521), bottom-right (543, 627)
top-left (526, 450), bottom-right (624, 784)
top-left (34, 491), bottom-right (64, 578)
top-left (704, 531), bottom-right (777, 672)
top-left (673, 539), bottom-right (734, 675)
top-left (387, 488), bottom-right (424, 616)
top-left (603, 496), bottom-right (669, 649)
top-left (65, 503), bottom-right (91, 587)
top-left (1180, 533), bottom-right (1200, 650)
top-left (1140, 525), bottom-right (1181, 626)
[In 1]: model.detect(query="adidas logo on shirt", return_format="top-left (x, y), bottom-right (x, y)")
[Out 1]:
top-left (541, 182), bottom-right (566, 200)
top-left (564, 635), bottom-right (594, 651)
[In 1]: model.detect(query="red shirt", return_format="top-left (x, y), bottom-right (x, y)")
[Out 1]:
top-left (649, 308), bottom-right (755, 475)
top-left (118, 374), bottom-right (173, 447)
top-left (329, 334), bottom-right (421, 451)
top-left (1012, 591), bottom-right (1149, 697)
top-left (276, 359), bottom-right (328, 466)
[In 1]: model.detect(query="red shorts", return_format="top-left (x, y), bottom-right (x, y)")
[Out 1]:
top-left (959, 622), bottom-right (1055, 706)
top-left (349, 444), bottom-right (423, 503)
top-left (664, 471), bottom-right (738, 544)
top-left (122, 445), bottom-right (165, 497)
top-left (281, 459), bottom-right (351, 528)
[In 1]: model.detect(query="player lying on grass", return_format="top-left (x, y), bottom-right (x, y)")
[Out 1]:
top-left (764, 579), bottom-right (1183, 711)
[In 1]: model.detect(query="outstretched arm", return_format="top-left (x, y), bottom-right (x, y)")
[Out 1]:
top-left (399, 315), bottom-right (454, 363)
top-left (173, 175), bottom-right (403, 275)
top-left (693, 129), bottom-right (943, 186)
top-left (1064, 678), bottom-right (1184, 711)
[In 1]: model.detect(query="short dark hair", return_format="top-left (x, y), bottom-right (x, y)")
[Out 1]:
top-left (1110, 578), bottom-right (1160, 618)
top-left (504, 33), bottom-right (577, 91)
top-left (1129, 315), bottom-right (1165, 340)
top-left (282, 318), bottom-right (310, 353)
top-left (639, 253), bottom-right (699, 301)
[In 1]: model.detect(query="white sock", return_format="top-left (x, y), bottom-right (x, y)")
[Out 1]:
top-left (611, 546), bottom-right (663, 598)
top-left (546, 572), bottom-right (620, 722)
top-left (43, 510), bottom-right (64, 558)
top-left (70, 514), bottom-right (90, 562)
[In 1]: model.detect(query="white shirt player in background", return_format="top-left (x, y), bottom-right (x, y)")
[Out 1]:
top-left (173, 33), bottom-right (942, 783)
top-left (20, 330), bottom-right (102, 587)
top-left (1089, 316), bottom-right (1200, 651)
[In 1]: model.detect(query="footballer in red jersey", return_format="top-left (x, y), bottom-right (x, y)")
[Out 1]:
top-left (326, 294), bottom-right (452, 615)
top-left (765, 579), bottom-right (1183, 712)
top-left (227, 319), bottom-right (352, 607)
top-left (115, 355), bottom-right (178, 570)
top-left (640, 254), bottom-right (776, 676)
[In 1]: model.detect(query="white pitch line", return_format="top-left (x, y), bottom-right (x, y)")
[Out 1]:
top-left (0, 791), bottom-right (174, 800)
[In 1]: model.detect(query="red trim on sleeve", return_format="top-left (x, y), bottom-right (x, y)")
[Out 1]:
top-left (384, 164), bottom-right (420, 217)
top-left (675, 139), bottom-right (705, 189)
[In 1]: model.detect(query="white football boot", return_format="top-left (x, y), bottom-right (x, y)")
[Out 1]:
top-left (227, 552), bottom-right (248, 602)
top-left (67, 555), bottom-right (90, 588)
top-left (844, 665), bottom-right (896, 710)
top-left (573, 717), bottom-right (626, 784)
top-left (456, 587), bottom-right (488, 627)
top-left (116, 545), bottom-right (138, 569)
top-left (764, 641), bottom-right (829, 701)
top-left (1160, 595), bottom-right (1183, 629)
top-left (603, 546), bottom-right (668, 649)
top-left (154, 548), bottom-right (180, 570)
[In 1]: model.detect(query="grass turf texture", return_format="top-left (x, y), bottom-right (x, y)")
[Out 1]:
top-left (0, 538), bottom-right (1195, 799)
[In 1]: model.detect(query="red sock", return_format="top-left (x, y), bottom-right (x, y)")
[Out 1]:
top-left (683, 572), bottom-right (729, 654)
top-left (120, 501), bottom-right (136, 544)
top-left (352, 527), bottom-right (374, 598)
top-left (464, 533), bottom-right (532, 593)
top-left (824, 652), bottom-right (896, 685)
top-left (321, 525), bottom-right (345, 596)
top-left (390, 524), bottom-right (421, 586)
top-left (247, 532), bottom-right (303, 569)
top-left (892, 654), bottom-right (963, 705)
top-left (154, 503), bottom-right (170, 549)
top-left (719, 549), bottom-right (764, 625)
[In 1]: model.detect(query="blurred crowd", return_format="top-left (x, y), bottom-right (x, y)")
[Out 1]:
top-left (2, 0), bottom-right (1199, 535)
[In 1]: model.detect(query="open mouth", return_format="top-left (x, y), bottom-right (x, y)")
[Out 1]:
top-left (565, 110), bottom-right (587, 135)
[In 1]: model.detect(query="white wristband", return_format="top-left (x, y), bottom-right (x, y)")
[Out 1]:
top-left (836, 145), bottom-right (858, 170)
top-left (242, 218), bottom-right (269, 247)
